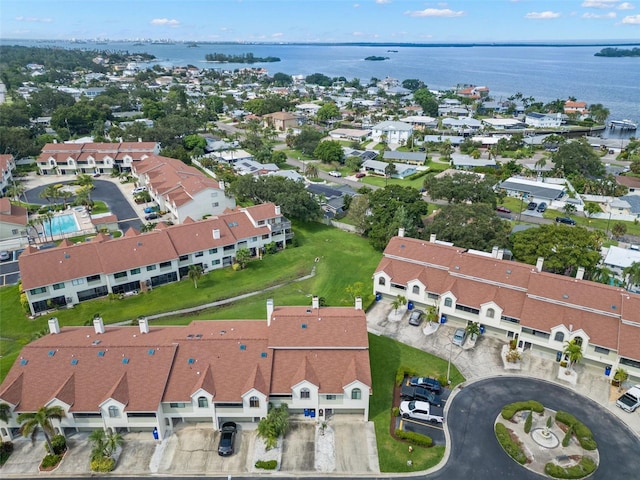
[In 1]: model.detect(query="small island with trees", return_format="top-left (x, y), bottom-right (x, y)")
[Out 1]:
top-left (204, 52), bottom-right (280, 63)
top-left (594, 47), bottom-right (640, 57)
top-left (364, 56), bottom-right (390, 61)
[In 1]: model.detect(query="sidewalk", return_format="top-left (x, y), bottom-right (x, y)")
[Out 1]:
top-left (366, 300), bottom-right (640, 438)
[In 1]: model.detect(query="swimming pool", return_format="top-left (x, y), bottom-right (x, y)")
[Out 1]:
top-left (43, 213), bottom-right (81, 236)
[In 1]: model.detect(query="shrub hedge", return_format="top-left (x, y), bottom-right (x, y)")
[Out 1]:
top-left (494, 423), bottom-right (526, 464)
top-left (45, 434), bottom-right (67, 455)
top-left (395, 429), bottom-right (433, 447)
top-left (40, 453), bottom-right (61, 469)
top-left (255, 459), bottom-right (278, 469)
top-left (524, 410), bottom-right (533, 434)
top-left (0, 441), bottom-right (14, 465)
top-left (544, 456), bottom-right (597, 479)
top-left (501, 400), bottom-right (544, 420)
top-left (555, 411), bottom-right (597, 451)
top-left (90, 456), bottom-right (116, 472)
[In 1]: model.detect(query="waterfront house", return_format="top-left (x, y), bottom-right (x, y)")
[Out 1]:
top-left (371, 120), bottom-right (413, 145)
top-left (525, 112), bottom-right (563, 128)
top-left (0, 297), bottom-right (371, 442)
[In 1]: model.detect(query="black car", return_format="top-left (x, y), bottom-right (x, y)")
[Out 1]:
top-left (217, 421), bottom-right (237, 456)
top-left (408, 376), bottom-right (443, 394)
top-left (145, 213), bottom-right (159, 221)
top-left (555, 216), bottom-right (576, 225)
top-left (408, 309), bottom-right (425, 326)
top-left (536, 202), bottom-right (547, 213)
top-left (527, 202), bottom-right (537, 210)
top-left (402, 385), bottom-right (442, 406)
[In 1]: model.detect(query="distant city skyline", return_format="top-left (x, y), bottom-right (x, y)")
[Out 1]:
top-left (1, 0), bottom-right (639, 43)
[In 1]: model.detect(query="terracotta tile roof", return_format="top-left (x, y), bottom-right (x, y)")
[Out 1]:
top-left (615, 176), bottom-right (640, 189)
top-left (0, 198), bottom-right (27, 226)
top-left (0, 154), bottom-right (14, 172)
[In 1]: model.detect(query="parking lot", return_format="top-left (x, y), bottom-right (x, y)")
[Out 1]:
top-left (0, 249), bottom-right (23, 285)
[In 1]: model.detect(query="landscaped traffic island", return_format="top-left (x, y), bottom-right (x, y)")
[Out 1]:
top-left (495, 401), bottom-right (599, 478)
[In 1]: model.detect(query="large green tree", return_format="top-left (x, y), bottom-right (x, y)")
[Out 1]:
top-left (413, 88), bottom-right (439, 117)
top-left (316, 102), bottom-right (340, 124)
top-left (423, 172), bottom-right (497, 206)
top-left (292, 127), bottom-right (324, 156)
top-left (17, 405), bottom-right (66, 454)
top-left (552, 139), bottom-right (605, 177)
top-left (314, 140), bottom-right (345, 164)
top-left (425, 204), bottom-right (511, 251)
top-left (510, 224), bottom-right (602, 276)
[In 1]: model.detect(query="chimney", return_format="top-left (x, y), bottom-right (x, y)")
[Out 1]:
top-left (312, 296), bottom-right (319, 309)
top-left (398, 227), bottom-right (405, 237)
top-left (536, 257), bottom-right (544, 272)
top-left (497, 249), bottom-right (504, 260)
top-left (355, 296), bottom-right (362, 310)
top-left (139, 317), bottom-right (149, 334)
top-left (429, 233), bottom-right (436, 243)
top-left (48, 317), bottom-right (60, 335)
top-left (275, 205), bottom-right (281, 215)
top-left (491, 246), bottom-right (499, 258)
top-left (576, 267), bottom-right (585, 281)
top-left (266, 298), bottom-right (274, 326)
top-left (93, 316), bottom-right (105, 334)
top-left (212, 229), bottom-right (220, 240)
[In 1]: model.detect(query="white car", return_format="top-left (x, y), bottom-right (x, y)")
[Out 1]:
top-left (328, 171), bottom-right (342, 177)
top-left (399, 400), bottom-right (444, 423)
top-left (616, 384), bottom-right (640, 412)
top-left (132, 186), bottom-right (147, 195)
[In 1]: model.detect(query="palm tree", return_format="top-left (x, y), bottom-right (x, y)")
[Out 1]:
top-left (622, 261), bottom-right (640, 292)
top-left (391, 295), bottom-right (407, 314)
top-left (187, 264), bottom-right (203, 288)
top-left (103, 430), bottom-right (124, 457)
top-left (614, 367), bottom-right (629, 392)
top-left (465, 321), bottom-right (481, 341)
top-left (76, 173), bottom-right (94, 189)
top-left (590, 265), bottom-right (613, 285)
top-left (6, 182), bottom-right (26, 202)
top-left (0, 402), bottom-right (11, 423)
top-left (562, 339), bottom-right (583, 372)
top-left (17, 405), bottom-right (66, 453)
top-left (41, 211), bottom-right (55, 242)
top-left (235, 248), bottom-right (251, 269)
top-left (425, 305), bottom-right (438, 325)
top-left (304, 163), bottom-right (318, 179)
top-left (90, 429), bottom-right (124, 459)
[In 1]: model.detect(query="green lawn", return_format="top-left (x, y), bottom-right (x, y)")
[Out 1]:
top-left (369, 333), bottom-right (465, 472)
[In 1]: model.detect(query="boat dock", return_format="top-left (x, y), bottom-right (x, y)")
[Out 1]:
top-left (609, 119), bottom-right (637, 131)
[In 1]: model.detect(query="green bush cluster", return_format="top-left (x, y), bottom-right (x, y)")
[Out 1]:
top-left (40, 453), bottom-right (62, 469)
top-left (501, 400), bottom-right (544, 420)
top-left (255, 459), bottom-right (278, 469)
top-left (544, 456), bottom-right (597, 479)
top-left (562, 425), bottom-right (574, 448)
top-left (524, 410), bottom-right (533, 434)
top-left (555, 411), bottom-right (597, 451)
top-left (395, 367), bottom-right (419, 386)
top-left (494, 423), bottom-right (526, 464)
top-left (45, 434), bottom-right (67, 455)
top-left (395, 428), bottom-right (433, 447)
top-left (0, 441), bottom-right (14, 465)
top-left (391, 406), bottom-right (400, 417)
top-left (90, 456), bottom-right (116, 472)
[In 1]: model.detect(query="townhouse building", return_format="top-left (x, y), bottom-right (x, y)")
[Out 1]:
top-left (19, 203), bottom-right (292, 314)
top-left (0, 197), bottom-right (28, 247)
top-left (0, 297), bottom-right (371, 442)
top-left (525, 112), bottom-right (563, 129)
top-left (373, 233), bottom-right (640, 381)
top-left (131, 155), bottom-right (235, 223)
top-left (37, 141), bottom-right (160, 175)
top-left (0, 154), bottom-right (16, 194)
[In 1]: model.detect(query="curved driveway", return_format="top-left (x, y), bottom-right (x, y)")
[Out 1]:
top-left (24, 179), bottom-right (143, 232)
top-left (433, 376), bottom-right (640, 480)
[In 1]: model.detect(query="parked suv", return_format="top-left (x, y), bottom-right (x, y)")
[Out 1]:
top-left (555, 217), bottom-right (576, 225)
top-left (536, 202), bottom-right (547, 213)
top-left (527, 202), bottom-right (537, 210)
top-left (408, 376), bottom-right (443, 394)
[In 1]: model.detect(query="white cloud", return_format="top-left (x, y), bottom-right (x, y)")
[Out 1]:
top-left (406, 8), bottom-right (465, 17)
top-left (581, 0), bottom-right (618, 8)
top-left (618, 2), bottom-right (635, 9)
top-left (15, 16), bottom-right (53, 23)
top-left (271, 32), bottom-right (283, 38)
top-left (525, 11), bottom-right (561, 19)
top-left (375, 0), bottom-right (391, 4)
top-left (150, 18), bottom-right (181, 27)
top-left (621, 13), bottom-right (640, 21)
top-left (352, 3), bottom-right (360, 7)
top-left (583, 11), bottom-right (617, 17)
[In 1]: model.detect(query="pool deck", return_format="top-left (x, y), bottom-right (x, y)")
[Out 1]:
top-left (30, 208), bottom-right (97, 243)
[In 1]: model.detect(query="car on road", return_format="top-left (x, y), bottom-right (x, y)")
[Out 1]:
top-left (555, 217), bottom-right (576, 225)
top-left (536, 202), bottom-right (547, 213)
top-left (217, 421), bottom-right (237, 456)
top-left (408, 377), bottom-right (443, 394)
top-left (328, 171), bottom-right (342, 177)
top-left (616, 384), bottom-right (640, 412)
top-left (408, 309), bottom-right (425, 326)
top-left (399, 400), bottom-right (444, 423)
top-left (132, 186), bottom-right (147, 195)
top-left (0, 251), bottom-right (10, 262)
top-left (452, 328), bottom-right (467, 347)
top-left (527, 202), bottom-right (537, 211)
top-left (496, 206), bottom-right (511, 213)
top-left (145, 213), bottom-right (159, 220)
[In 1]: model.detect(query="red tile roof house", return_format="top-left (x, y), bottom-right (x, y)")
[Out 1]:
top-left (374, 232), bottom-right (640, 383)
top-left (0, 154), bottom-right (16, 194)
top-left (132, 155), bottom-right (236, 223)
top-left (18, 203), bottom-right (292, 315)
top-left (37, 141), bottom-right (160, 176)
top-left (0, 297), bottom-right (371, 442)
top-left (0, 197), bottom-right (28, 247)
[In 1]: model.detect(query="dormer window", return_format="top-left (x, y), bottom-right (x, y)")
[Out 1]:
top-left (197, 397), bottom-right (208, 408)
top-left (300, 388), bottom-right (310, 399)
top-left (108, 406), bottom-right (119, 418)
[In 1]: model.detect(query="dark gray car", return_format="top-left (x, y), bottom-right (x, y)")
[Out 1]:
top-left (217, 422), bottom-right (237, 456)
top-left (408, 309), bottom-right (425, 326)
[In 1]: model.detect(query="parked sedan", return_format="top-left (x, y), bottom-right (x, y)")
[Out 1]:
top-left (496, 206), bottom-right (511, 213)
top-left (536, 202), bottom-right (547, 213)
top-left (145, 213), bottom-right (159, 221)
top-left (408, 309), bottom-right (425, 326)
top-left (452, 328), bottom-right (467, 347)
top-left (555, 217), bottom-right (576, 225)
top-left (328, 171), bottom-right (342, 177)
top-left (527, 202), bottom-right (538, 211)
top-left (0, 251), bottom-right (10, 262)
top-left (408, 377), bottom-right (443, 394)
top-left (217, 422), bottom-right (237, 456)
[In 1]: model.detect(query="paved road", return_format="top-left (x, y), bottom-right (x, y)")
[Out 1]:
top-left (24, 179), bottom-right (143, 232)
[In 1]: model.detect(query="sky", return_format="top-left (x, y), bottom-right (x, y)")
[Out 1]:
top-left (1, 0), bottom-right (639, 43)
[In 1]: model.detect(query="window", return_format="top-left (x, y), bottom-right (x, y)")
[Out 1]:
top-left (114, 271), bottom-right (127, 279)
top-left (212, 259), bottom-right (221, 265)
top-left (300, 388), bottom-right (310, 399)
top-left (197, 397), bottom-right (208, 408)
top-left (249, 396), bottom-right (260, 408)
top-left (53, 282), bottom-right (65, 290)
top-left (195, 251), bottom-right (203, 258)
top-left (378, 278), bottom-right (386, 286)
top-left (86, 274), bottom-right (100, 282)
top-left (325, 395), bottom-right (336, 400)
top-left (456, 304), bottom-right (480, 315)
top-left (108, 406), bottom-right (119, 418)
top-left (169, 402), bottom-right (186, 408)
top-left (594, 346), bottom-right (610, 355)
top-left (573, 336), bottom-right (583, 346)
top-left (521, 327), bottom-right (550, 339)
top-left (212, 202), bottom-right (219, 208)
top-left (208, 248), bottom-right (218, 254)
top-left (223, 245), bottom-right (234, 252)
top-left (444, 298), bottom-right (453, 308)
top-left (147, 265), bottom-right (157, 271)
top-left (179, 255), bottom-right (189, 261)
top-left (427, 292), bottom-right (439, 300)
top-left (29, 287), bottom-right (47, 295)
top-left (159, 261), bottom-right (172, 268)
top-left (130, 268), bottom-right (140, 275)
top-left (554, 332), bottom-right (565, 342)
top-left (412, 285), bottom-right (420, 294)
top-left (351, 388), bottom-right (362, 400)
top-left (12, 229), bottom-right (18, 235)
top-left (71, 278), bottom-right (85, 286)
top-left (486, 308), bottom-right (495, 319)
top-left (501, 315), bottom-right (520, 324)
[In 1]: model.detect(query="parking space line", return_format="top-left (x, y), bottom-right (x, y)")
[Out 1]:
top-left (401, 417), bottom-right (444, 430)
